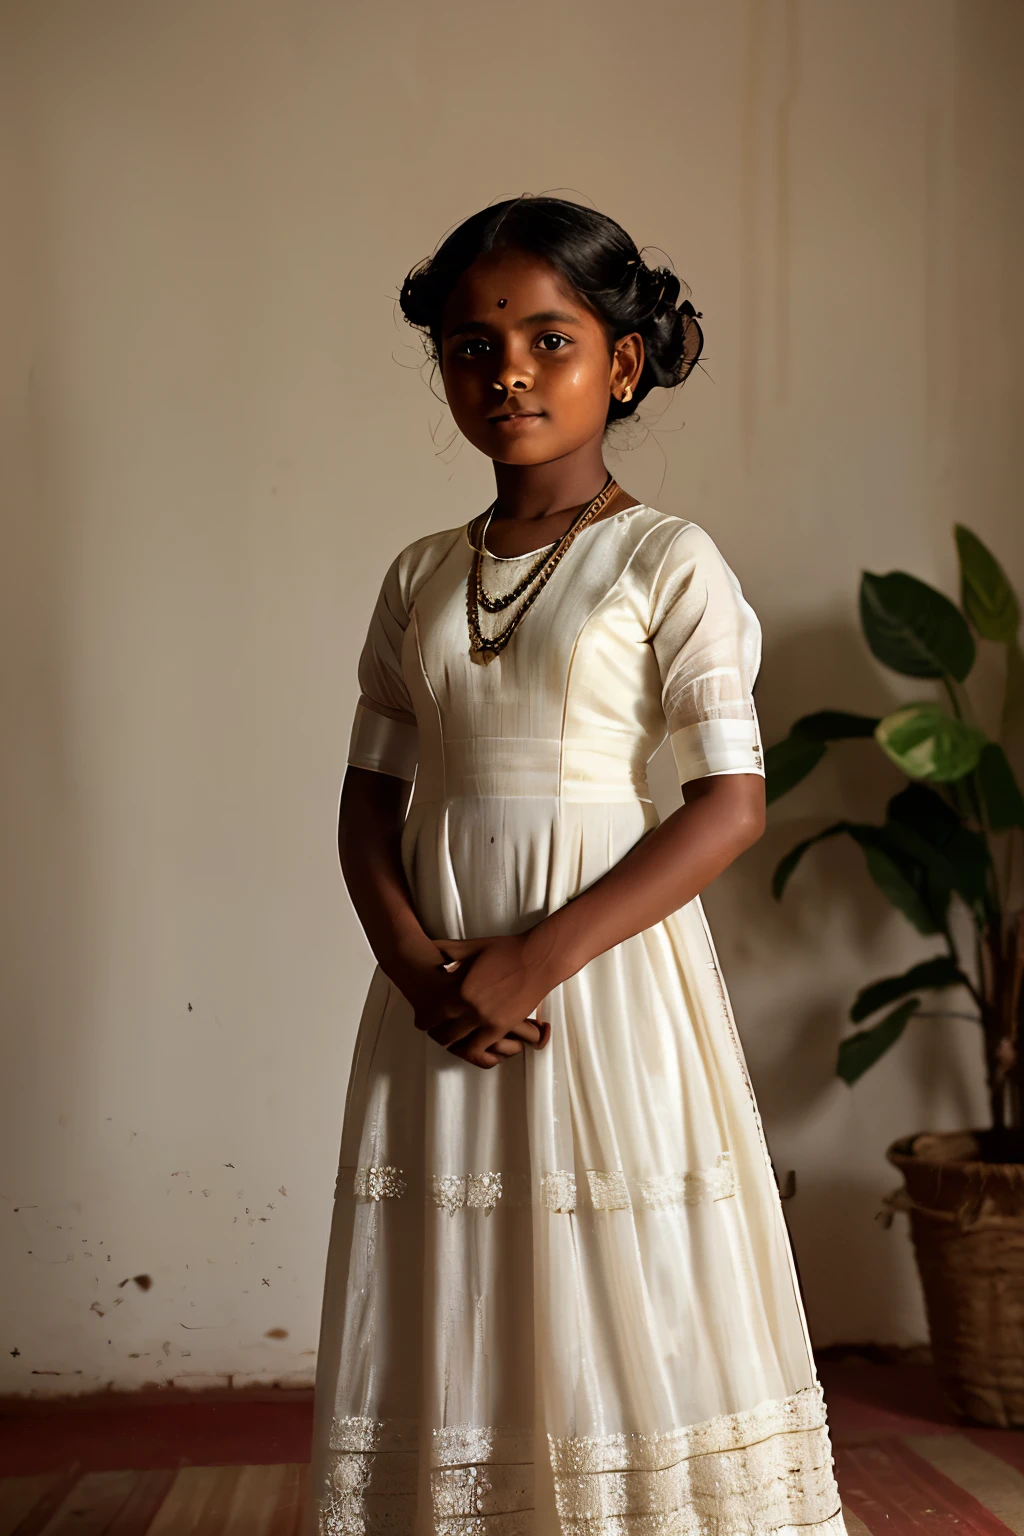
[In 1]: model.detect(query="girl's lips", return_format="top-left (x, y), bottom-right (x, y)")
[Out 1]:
top-left (488, 413), bottom-right (544, 429)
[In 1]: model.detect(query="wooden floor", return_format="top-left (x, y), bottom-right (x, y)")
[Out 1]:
top-left (0, 1465), bottom-right (307, 1535)
top-left (4, 1361), bottom-right (1024, 1533)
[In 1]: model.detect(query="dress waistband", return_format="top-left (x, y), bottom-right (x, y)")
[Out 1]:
top-left (411, 737), bottom-right (651, 804)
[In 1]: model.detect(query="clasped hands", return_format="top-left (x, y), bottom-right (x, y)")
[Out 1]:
top-left (404, 932), bottom-right (553, 1070)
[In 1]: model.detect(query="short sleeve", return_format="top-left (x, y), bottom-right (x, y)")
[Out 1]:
top-left (647, 523), bottom-right (764, 785)
top-left (346, 552), bottom-right (419, 782)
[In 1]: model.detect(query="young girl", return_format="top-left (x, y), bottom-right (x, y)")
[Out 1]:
top-left (307, 196), bottom-right (846, 1536)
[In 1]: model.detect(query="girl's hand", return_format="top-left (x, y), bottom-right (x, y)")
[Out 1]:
top-left (427, 935), bottom-right (553, 1069)
top-left (391, 941), bottom-right (549, 1069)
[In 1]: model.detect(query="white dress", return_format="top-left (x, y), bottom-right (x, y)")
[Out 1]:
top-left (307, 503), bottom-right (847, 1536)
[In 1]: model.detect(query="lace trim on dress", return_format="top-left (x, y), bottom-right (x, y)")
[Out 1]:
top-left (547, 1384), bottom-right (829, 1474)
top-left (320, 1415), bottom-right (418, 1536)
top-left (432, 1422), bottom-right (535, 1536)
top-left (432, 1172), bottom-right (504, 1215)
top-left (353, 1165), bottom-right (408, 1201)
top-left (547, 1156), bottom-right (737, 1213)
top-left (540, 1170), bottom-right (578, 1213)
top-left (434, 1425), bottom-right (536, 1466)
top-left (348, 1156), bottom-right (737, 1214)
top-left (315, 1389), bottom-right (846, 1536)
top-left (548, 1385), bottom-right (842, 1536)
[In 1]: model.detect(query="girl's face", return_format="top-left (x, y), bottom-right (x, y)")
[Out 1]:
top-left (438, 249), bottom-right (642, 466)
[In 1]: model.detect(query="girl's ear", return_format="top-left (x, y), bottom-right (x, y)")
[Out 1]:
top-left (612, 331), bottom-right (644, 396)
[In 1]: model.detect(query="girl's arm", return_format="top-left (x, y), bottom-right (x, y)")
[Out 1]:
top-left (339, 766), bottom-right (546, 1059)
top-left (523, 771), bottom-right (765, 982)
top-left (338, 766), bottom-right (438, 993)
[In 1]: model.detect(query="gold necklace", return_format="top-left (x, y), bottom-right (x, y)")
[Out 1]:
top-left (474, 509), bottom-right (559, 613)
top-left (466, 475), bottom-right (620, 663)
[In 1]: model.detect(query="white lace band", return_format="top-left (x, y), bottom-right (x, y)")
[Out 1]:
top-left (345, 1155), bottom-right (738, 1215)
top-left (315, 1388), bottom-right (845, 1536)
top-left (669, 719), bottom-right (764, 784)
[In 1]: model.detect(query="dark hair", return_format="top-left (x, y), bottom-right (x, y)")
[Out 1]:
top-left (399, 195), bottom-right (704, 425)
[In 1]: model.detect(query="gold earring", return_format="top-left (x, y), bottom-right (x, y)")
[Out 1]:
top-left (621, 383), bottom-right (633, 403)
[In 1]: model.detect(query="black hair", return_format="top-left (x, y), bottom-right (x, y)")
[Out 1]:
top-left (398, 195), bottom-right (703, 426)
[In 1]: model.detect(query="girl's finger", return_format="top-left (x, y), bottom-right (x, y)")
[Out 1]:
top-left (427, 1016), bottom-right (478, 1047)
top-left (488, 1037), bottom-right (525, 1058)
top-left (504, 1017), bottom-right (542, 1045)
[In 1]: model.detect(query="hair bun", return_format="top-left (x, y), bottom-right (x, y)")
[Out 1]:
top-left (676, 298), bottom-right (704, 384)
top-left (637, 264), bottom-right (681, 319)
top-left (632, 261), bottom-right (703, 390)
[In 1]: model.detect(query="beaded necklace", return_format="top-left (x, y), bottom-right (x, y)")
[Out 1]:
top-left (466, 474), bottom-right (620, 664)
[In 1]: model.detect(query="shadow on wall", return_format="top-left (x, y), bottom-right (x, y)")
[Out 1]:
top-left (709, 613), bottom-right (987, 1129)
top-left (787, 1168), bottom-right (930, 1346)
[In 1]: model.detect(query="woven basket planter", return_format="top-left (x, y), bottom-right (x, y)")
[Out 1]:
top-left (886, 1129), bottom-right (1024, 1427)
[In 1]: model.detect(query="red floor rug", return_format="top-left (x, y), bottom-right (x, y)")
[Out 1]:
top-left (3, 1361), bottom-right (1024, 1533)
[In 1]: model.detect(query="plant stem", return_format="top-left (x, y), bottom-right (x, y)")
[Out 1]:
top-left (949, 774), bottom-right (973, 826)
top-left (970, 766), bottom-right (1003, 918)
top-left (943, 675), bottom-right (964, 721)
top-left (1006, 827), bottom-right (1019, 915)
top-left (979, 927), bottom-right (1006, 1131)
top-left (941, 924), bottom-right (980, 1005)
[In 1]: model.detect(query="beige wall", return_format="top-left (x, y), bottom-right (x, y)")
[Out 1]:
top-left (2, 0), bottom-right (1021, 1395)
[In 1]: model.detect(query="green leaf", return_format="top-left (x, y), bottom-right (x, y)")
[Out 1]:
top-left (875, 703), bottom-right (988, 783)
top-left (955, 524), bottom-right (1020, 643)
top-left (838, 999), bottom-right (919, 1085)
top-left (773, 816), bottom-right (950, 933)
top-left (850, 956), bottom-right (968, 1023)
top-left (790, 711), bottom-right (881, 742)
top-left (977, 742), bottom-right (1024, 831)
top-left (886, 781), bottom-right (962, 844)
top-left (858, 840), bottom-right (942, 934)
top-left (764, 736), bottom-right (826, 806)
top-left (857, 804), bottom-right (954, 932)
top-left (771, 822), bottom-right (852, 899)
top-left (765, 711), bottom-right (882, 806)
top-left (885, 783), bottom-right (990, 913)
top-left (860, 571), bottom-right (976, 682)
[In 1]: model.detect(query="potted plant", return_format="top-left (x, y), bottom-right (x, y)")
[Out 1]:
top-left (766, 524), bottom-right (1024, 1426)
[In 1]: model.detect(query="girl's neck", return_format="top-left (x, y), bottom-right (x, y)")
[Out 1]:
top-left (482, 452), bottom-right (636, 560)
top-left (490, 448), bottom-right (613, 525)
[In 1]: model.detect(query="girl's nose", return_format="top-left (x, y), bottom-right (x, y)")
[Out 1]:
top-left (491, 373), bottom-right (534, 393)
top-left (492, 365), bottom-right (533, 395)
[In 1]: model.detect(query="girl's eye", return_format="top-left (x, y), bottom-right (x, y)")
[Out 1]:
top-left (449, 332), bottom-right (571, 359)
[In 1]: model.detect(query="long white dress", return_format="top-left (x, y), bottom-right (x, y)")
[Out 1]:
top-left (307, 502), bottom-right (847, 1536)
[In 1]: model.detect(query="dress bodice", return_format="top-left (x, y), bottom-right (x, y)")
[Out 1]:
top-left (347, 504), bottom-right (764, 803)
